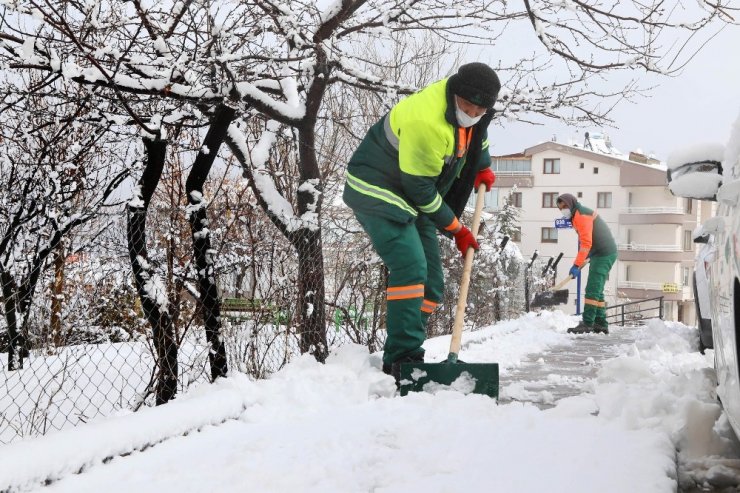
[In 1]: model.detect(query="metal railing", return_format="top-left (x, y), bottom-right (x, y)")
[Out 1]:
top-left (618, 281), bottom-right (667, 290)
top-left (605, 296), bottom-right (664, 326)
top-left (617, 281), bottom-right (688, 295)
top-left (493, 170), bottom-right (533, 176)
top-left (617, 243), bottom-right (683, 252)
top-left (621, 207), bottom-right (684, 214)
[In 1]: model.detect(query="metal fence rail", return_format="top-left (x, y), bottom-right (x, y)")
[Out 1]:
top-left (605, 296), bottom-right (664, 326)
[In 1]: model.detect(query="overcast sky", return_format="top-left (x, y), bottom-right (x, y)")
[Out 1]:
top-left (490, 25), bottom-right (740, 161)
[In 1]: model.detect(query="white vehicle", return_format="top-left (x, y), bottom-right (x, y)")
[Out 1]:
top-left (692, 229), bottom-right (715, 352)
top-left (667, 109), bottom-right (740, 436)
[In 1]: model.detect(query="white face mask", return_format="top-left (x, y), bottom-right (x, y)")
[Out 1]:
top-left (561, 208), bottom-right (572, 220)
top-left (455, 100), bottom-right (483, 128)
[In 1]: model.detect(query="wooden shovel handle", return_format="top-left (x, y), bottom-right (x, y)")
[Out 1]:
top-left (550, 275), bottom-right (573, 292)
top-left (549, 258), bottom-right (590, 291)
top-left (449, 183), bottom-right (487, 356)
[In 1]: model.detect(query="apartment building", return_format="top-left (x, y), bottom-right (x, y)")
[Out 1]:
top-left (484, 135), bottom-right (712, 322)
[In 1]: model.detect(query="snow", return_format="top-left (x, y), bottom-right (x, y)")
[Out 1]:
top-left (1, 311), bottom-right (733, 492)
top-left (227, 121), bottom-right (308, 232)
top-left (234, 82), bottom-right (306, 121)
top-left (668, 172), bottom-right (722, 199)
top-left (666, 142), bottom-right (725, 171)
top-left (319, 0), bottom-right (344, 23)
top-left (668, 112), bottom-right (740, 200)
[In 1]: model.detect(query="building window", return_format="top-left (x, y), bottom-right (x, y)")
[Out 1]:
top-left (625, 265), bottom-right (631, 281)
top-left (510, 192), bottom-right (522, 208)
top-left (483, 189), bottom-right (499, 210)
top-left (577, 192), bottom-right (583, 198)
top-left (511, 227), bottom-right (522, 242)
top-left (683, 230), bottom-right (693, 251)
top-left (682, 267), bottom-right (690, 286)
top-left (543, 158), bottom-right (560, 174)
top-left (579, 162), bottom-right (584, 169)
top-left (542, 192), bottom-right (559, 208)
top-left (684, 199), bottom-right (693, 214)
top-left (597, 192), bottom-right (612, 208)
top-left (541, 227), bottom-right (558, 243)
top-left (628, 192), bottom-right (633, 206)
top-left (593, 167), bottom-right (599, 174)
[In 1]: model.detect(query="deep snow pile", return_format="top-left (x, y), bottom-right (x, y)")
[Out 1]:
top-left (0, 312), bottom-right (737, 492)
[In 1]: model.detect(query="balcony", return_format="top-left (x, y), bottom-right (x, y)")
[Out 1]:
top-left (617, 243), bottom-right (683, 252)
top-left (493, 170), bottom-right (534, 188)
top-left (617, 281), bottom-right (690, 302)
top-left (496, 170), bottom-right (533, 175)
top-left (618, 281), bottom-right (671, 290)
top-left (619, 207), bottom-right (690, 225)
top-left (617, 243), bottom-right (693, 262)
top-left (621, 207), bottom-right (684, 214)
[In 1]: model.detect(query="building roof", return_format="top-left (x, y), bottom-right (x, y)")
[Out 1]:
top-left (491, 141), bottom-right (667, 186)
top-left (494, 152), bottom-right (528, 159)
top-left (516, 141), bottom-right (668, 186)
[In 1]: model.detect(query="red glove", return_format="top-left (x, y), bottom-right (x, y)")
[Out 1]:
top-left (453, 226), bottom-right (479, 257)
top-left (474, 167), bottom-right (495, 192)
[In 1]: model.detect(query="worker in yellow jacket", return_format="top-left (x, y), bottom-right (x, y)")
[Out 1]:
top-left (343, 63), bottom-right (500, 383)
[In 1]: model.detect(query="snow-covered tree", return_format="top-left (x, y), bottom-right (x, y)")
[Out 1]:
top-left (0, 0), bottom-right (735, 376)
top-left (0, 76), bottom-right (130, 370)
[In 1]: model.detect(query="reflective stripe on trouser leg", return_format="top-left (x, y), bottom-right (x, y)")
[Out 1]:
top-left (595, 300), bottom-right (608, 327)
top-left (354, 212), bottom-right (427, 365)
top-left (583, 298), bottom-right (600, 326)
top-left (416, 216), bottom-right (443, 329)
top-left (584, 253), bottom-right (617, 325)
top-left (420, 299), bottom-right (438, 330)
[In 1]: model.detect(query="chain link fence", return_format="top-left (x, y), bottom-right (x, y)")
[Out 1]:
top-left (0, 205), bottom-right (381, 443)
top-left (1, 204), bottom-right (550, 444)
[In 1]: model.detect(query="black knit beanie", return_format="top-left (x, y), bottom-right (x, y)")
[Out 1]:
top-left (557, 193), bottom-right (578, 210)
top-left (448, 62), bottom-right (501, 108)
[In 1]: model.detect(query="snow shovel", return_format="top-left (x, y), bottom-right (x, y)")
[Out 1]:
top-left (399, 183), bottom-right (499, 398)
top-left (530, 259), bottom-right (589, 309)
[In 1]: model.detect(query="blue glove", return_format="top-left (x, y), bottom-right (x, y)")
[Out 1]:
top-left (568, 265), bottom-right (580, 278)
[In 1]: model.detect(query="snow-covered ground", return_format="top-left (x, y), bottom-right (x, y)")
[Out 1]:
top-left (1, 310), bottom-right (738, 492)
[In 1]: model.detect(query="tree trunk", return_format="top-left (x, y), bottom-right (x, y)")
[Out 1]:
top-left (293, 123), bottom-right (329, 362)
top-left (222, 130), bottom-right (328, 363)
top-left (294, 228), bottom-right (328, 360)
top-left (1, 271), bottom-right (23, 370)
top-left (127, 136), bottom-right (178, 405)
top-left (50, 243), bottom-right (65, 347)
top-left (184, 104), bottom-right (233, 381)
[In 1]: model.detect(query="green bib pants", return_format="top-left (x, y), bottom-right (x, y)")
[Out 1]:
top-left (582, 252), bottom-right (617, 327)
top-left (355, 212), bottom-right (444, 365)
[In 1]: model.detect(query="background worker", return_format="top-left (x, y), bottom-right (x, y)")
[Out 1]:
top-left (343, 63), bottom-right (500, 384)
top-left (557, 193), bottom-right (617, 334)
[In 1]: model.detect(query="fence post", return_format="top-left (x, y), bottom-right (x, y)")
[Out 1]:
top-left (658, 296), bottom-right (664, 319)
top-left (621, 305), bottom-right (625, 326)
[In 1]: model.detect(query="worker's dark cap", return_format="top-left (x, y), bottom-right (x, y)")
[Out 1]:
top-left (448, 62), bottom-right (500, 109)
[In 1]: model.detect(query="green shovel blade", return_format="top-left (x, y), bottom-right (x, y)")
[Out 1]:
top-left (399, 360), bottom-right (499, 398)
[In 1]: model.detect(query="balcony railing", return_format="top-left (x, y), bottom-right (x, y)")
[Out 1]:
top-left (618, 281), bottom-right (665, 290)
top-left (617, 243), bottom-right (683, 252)
top-left (618, 281), bottom-right (687, 293)
top-left (493, 170), bottom-right (533, 176)
top-left (617, 281), bottom-right (691, 298)
top-left (621, 207), bottom-right (684, 214)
